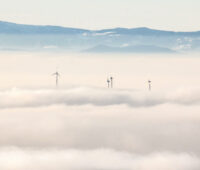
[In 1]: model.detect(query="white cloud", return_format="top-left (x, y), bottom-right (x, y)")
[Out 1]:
top-left (0, 87), bottom-right (200, 109)
top-left (0, 147), bottom-right (199, 170)
top-left (93, 32), bottom-right (115, 36)
top-left (43, 45), bottom-right (58, 49)
top-left (0, 86), bottom-right (200, 169)
top-left (0, 103), bottom-right (200, 153)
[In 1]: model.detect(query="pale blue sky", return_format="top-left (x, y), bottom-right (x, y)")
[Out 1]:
top-left (0, 0), bottom-right (200, 31)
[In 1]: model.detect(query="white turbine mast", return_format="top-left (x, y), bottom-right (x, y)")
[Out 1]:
top-left (52, 69), bottom-right (60, 87)
top-left (148, 80), bottom-right (151, 91)
top-left (110, 76), bottom-right (113, 88)
top-left (107, 78), bottom-right (110, 88)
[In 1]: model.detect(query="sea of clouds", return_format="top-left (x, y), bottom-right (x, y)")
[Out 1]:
top-left (0, 147), bottom-right (199, 170)
top-left (0, 86), bottom-right (200, 169)
top-left (1, 86), bottom-right (200, 108)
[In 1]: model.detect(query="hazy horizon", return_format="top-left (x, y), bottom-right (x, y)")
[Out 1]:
top-left (0, 51), bottom-right (200, 89)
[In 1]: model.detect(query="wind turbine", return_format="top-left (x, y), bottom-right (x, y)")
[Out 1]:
top-left (110, 76), bottom-right (113, 88)
top-left (148, 80), bottom-right (151, 91)
top-left (52, 69), bottom-right (60, 87)
top-left (107, 78), bottom-right (110, 88)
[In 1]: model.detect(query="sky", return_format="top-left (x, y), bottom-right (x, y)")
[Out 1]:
top-left (0, 0), bottom-right (200, 31)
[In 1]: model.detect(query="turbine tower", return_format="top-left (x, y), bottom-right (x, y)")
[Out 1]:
top-left (148, 80), bottom-right (151, 91)
top-left (107, 78), bottom-right (110, 88)
top-left (52, 70), bottom-right (60, 87)
top-left (110, 76), bottom-right (113, 88)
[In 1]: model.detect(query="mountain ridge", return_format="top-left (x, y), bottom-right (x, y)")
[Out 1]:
top-left (0, 21), bottom-right (200, 36)
top-left (0, 20), bottom-right (200, 53)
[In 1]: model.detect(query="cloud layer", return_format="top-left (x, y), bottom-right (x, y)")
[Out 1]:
top-left (0, 103), bottom-right (200, 153)
top-left (0, 147), bottom-right (199, 170)
top-left (0, 86), bottom-right (200, 108)
top-left (1, 86), bottom-right (200, 169)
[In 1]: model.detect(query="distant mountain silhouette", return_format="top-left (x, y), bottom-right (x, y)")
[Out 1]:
top-left (0, 21), bottom-right (200, 36)
top-left (95, 27), bottom-right (200, 36)
top-left (0, 21), bottom-right (200, 52)
top-left (0, 21), bottom-right (89, 34)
